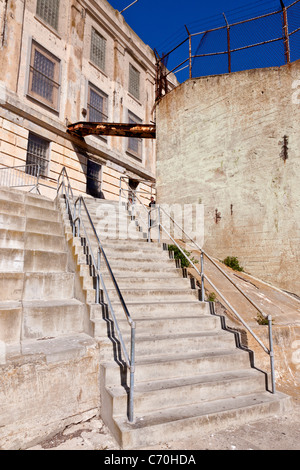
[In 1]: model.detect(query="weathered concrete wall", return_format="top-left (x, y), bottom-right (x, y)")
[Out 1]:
top-left (0, 340), bottom-right (100, 450)
top-left (156, 61), bottom-right (300, 296)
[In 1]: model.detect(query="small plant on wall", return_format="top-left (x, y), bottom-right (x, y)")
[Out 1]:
top-left (168, 244), bottom-right (199, 268)
top-left (222, 256), bottom-right (244, 272)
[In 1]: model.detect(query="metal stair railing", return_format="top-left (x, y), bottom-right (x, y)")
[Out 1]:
top-left (119, 178), bottom-right (276, 395)
top-left (154, 204), bottom-right (276, 394)
top-left (57, 167), bottom-right (136, 423)
top-left (0, 164), bottom-right (41, 193)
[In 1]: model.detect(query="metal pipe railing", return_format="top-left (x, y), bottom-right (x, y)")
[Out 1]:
top-left (0, 164), bottom-right (41, 193)
top-left (128, 197), bottom-right (276, 394)
top-left (57, 167), bottom-right (136, 422)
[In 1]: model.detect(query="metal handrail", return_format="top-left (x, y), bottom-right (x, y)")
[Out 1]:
top-left (133, 198), bottom-right (276, 394)
top-left (0, 164), bottom-right (41, 193)
top-left (57, 167), bottom-right (136, 422)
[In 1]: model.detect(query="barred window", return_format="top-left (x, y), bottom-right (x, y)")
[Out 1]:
top-left (90, 28), bottom-right (106, 71)
top-left (127, 111), bottom-right (142, 160)
top-left (87, 84), bottom-right (108, 122)
top-left (28, 42), bottom-right (60, 110)
top-left (26, 133), bottom-right (50, 177)
top-left (36, 0), bottom-right (60, 31)
top-left (129, 64), bottom-right (140, 100)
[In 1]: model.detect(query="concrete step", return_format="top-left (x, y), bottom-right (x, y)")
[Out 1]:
top-left (107, 369), bottom-right (266, 417)
top-left (114, 391), bottom-right (291, 449)
top-left (22, 299), bottom-right (84, 339)
top-left (103, 348), bottom-right (252, 385)
top-left (84, 246), bottom-right (170, 262)
top-left (95, 287), bottom-right (199, 304)
top-left (95, 300), bottom-right (209, 319)
top-left (93, 313), bottom-right (222, 338)
top-left (105, 330), bottom-right (237, 359)
top-left (81, 227), bottom-right (147, 241)
top-left (79, 263), bottom-right (184, 280)
top-left (83, 275), bottom-right (191, 291)
top-left (0, 248), bottom-right (68, 272)
top-left (123, 314), bottom-right (221, 335)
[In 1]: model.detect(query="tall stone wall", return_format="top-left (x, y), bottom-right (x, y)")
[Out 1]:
top-left (156, 60), bottom-right (300, 295)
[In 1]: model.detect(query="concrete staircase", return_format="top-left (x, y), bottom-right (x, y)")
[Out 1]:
top-left (0, 186), bottom-right (92, 343)
top-left (0, 187), bottom-right (98, 450)
top-left (68, 197), bottom-right (292, 449)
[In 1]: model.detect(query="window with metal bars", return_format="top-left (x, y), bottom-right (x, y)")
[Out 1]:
top-left (28, 42), bottom-right (60, 110)
top-left (26, 133), bottom-right (50, 177)
top-left (129, 64), bottom-right (140, 100)
top-left (87, 84), bottom-right (108, 123)
top-left (36, 0), bottom-right (60, 31)
top-left (90, 28), bottom-right (106, 71)
top-left (127, 111), bottom-right (142, 160)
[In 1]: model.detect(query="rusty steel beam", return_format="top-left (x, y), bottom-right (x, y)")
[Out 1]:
top-left (67, 122), bottom-right (156, 139)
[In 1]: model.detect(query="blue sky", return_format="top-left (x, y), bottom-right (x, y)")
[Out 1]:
top-left (109, 1), bottom-right (299, 81)
top-left (109, 0), bottom-right (285, 52)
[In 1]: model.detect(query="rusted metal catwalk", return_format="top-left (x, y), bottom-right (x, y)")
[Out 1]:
top-left (67, 122), bottom-right (156, 139)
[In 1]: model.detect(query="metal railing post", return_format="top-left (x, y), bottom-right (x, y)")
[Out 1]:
top-left (128, 322), bottom-right (136, 422)
top-left (268, 315), bottom-right (276, 394)
top-left (223, 13), bottom-right (231, 74)
top-left (96, 248), bottom-right (101, 304)
top-left (158, 206), bottom-right (161, 243)
top-left (200, 251), bottom-right (205, 301)
top-left (77, 198), bottom-right (81, 237)
top-left (148, 210), bottom-right (151, 243)
top-left (281, 1), bottom-right (291, 63)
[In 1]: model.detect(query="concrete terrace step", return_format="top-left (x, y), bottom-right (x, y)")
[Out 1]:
top-left (0, 248), bottom-right (68, 272)
top-left (115, 391), bottom-right (291, 449)
top-left (0, 187), bottom-right (55, 210)
top-left (106, 369), bottom-right (266, 417)
top-left (7, 332), bottom-right (97, 364)
top-left (0, 272), bottom-right (74, 301)
top-left (0, 229), bottom-right (66, 251)
top-left (21, 299), bottom-right (85, 339)
top-left (0, 199), bottom-right (61, 223)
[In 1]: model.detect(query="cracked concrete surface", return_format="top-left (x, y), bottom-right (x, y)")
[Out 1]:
top-left (29, 399), bottom-right (300, 451)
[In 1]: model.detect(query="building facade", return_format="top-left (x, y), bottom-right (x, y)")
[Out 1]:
top-left (0, 0), bottom-right (157, 200)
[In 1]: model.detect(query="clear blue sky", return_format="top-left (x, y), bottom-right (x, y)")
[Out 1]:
top-left (109, 0), bottom-right (286, 53)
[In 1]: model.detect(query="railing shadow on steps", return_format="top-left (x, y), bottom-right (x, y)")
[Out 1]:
top-left (119, 177), bottom-right (276, 395)
top-left (57, 167), bottom-right (136, 423)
